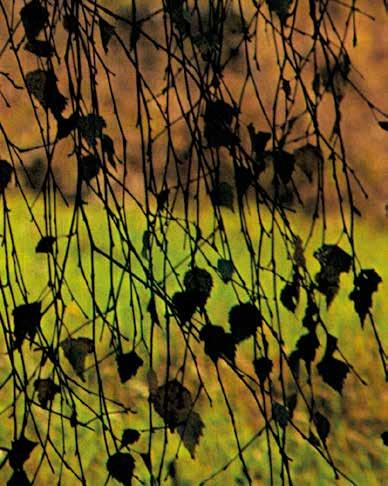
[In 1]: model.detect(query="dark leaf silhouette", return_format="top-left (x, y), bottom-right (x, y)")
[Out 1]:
top-left (247, 124), bottom-right (271, 175)
top-left (253, 357), bottom-right (273, 384)
top-left (381, 431), bottom-right (388, 446)
top-left (296, 331), bottom-right (320, 365)
top-left (288, 350), bottom-right (300, 379)
top-left (121, 429), bottom-right (141, 447)
top-left (149, 377), bottom-right (204, 457)
top-left (7, 470), bottom-right (31, 486)
top-left (349, 269), bottom-right (382, 325)
top-left (314, 412), bottom-right (330, 444)
top-left (177, 410), bottom-right (205, 458)
top-left (308, 431), bottom-right (321, 448)
top-left (101, 134), bottom-right (116, 167)
top-left (63, 14), bottom-right (79, 34)
top-left (210, 181), bottom-right (234, 211)
top-left (106, 452), bottom-right (135, 486)
top-left (314, 244), bottom-right (352, 305)
top-left (287, 393), bottom-right (297, 419)
top-left (100, 18), bottom-right (116, 53)
top-left (25, 70), bottom-right (67, 118)
top-left (8, 436), bottom-right (37, 471)
top-left (156, 189), bottom-right (170, 210)
top-left (280, 280), bottom-right (300, 312)
top-left (117, 351), bottom-right (144, 384)
top-left (25, 40), bottom-right (54, 57)
top-left (228, 302), bottom-right (261, 343)
top-left (78, 114), bottom-right (106, 146)
top-left (172, 290), bottom-right (197, 323)
top-left (217, 258), bottom-right (234, 283)
top-left (293, 144), bottom-right (323, 182)
top-left (204, 99), bottom-right (238, 147)
top-left (61, 337), bottom-right (94, 381)
top-left (80, 154), bottom-right (100, 182)
top-left (235, 166), bottom-right (253, 199)
top-left (183, 267), bottom-right (213, 309)
top-left (378, 121), bottom-right (388, 131)
top-left (200, 324), bottom-right (236, 363)
top-left (35, 236), bottom-right (55, 254)
top-left (0, 159), bottom-right (13, 193)
top-left (272, 402), bottom-right (289, 428)
top-left (56, 112), bottom-right (79, 140)
top-left (273, 150), bottom-right (295, 184)
top-left (302, 297), bottom-right (319, 331)
top-left (20, 0), bottom-right (49, 41)
top-left (34, 378), bottom-right (60, 408)
top-left (317, 356), bottom-right (349, 394)
top-left (266, 0), bottom-right (292, 20)
top-left (13, 302), bottom-right (42, 348)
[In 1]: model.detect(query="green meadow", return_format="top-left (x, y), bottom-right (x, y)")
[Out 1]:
top-left (0, 193), bottom-right (386, 485)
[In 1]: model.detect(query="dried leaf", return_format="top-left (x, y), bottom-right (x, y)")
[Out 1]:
top-left (61, 337), bottom-right (94, 381)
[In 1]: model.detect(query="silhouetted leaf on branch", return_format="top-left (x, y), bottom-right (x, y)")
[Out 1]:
top-left (117, 351), bottom-right (144, 384)
top-left (8, 435), bottom-right (37, 471)
top-left (217, 258), bottom-right (234, 283)
top-left (211, 181), bottom-right (234, 211)
top-left (293, 144), bottom-right (323, 182)
top-left (349, 269), bottom-right (382, 325)
top-left (172, 290), bottom-right (197, 323)
top-left (204, 99), bottom-right (239, 147)
top-left (0, 159), bottom-right (13, 193)
top-left (317, 334), bottom-right (349, 394)
top-left (200, 324), bottom-right (236, 363)
top-left (247, 124), bottom-right (271, 175)
top-left (121, 429), bottom-right (141, 447)
top-left (80, 154), bottom-right (100, 182)
top-left (7, 470), bottom-right (31, 486)
top-left (272, 402), bottom-right (289, 428)
top-left (25, 69), bottom-right (67, 118)
top-left (99, 18), bottom-right (116, 53)
top-left (228, 302), bottom-right (261, 343)
top-left (13, 302), bottom-right (42, 349)
top-left (56, 112), bottom-right (79, 140)
top-left (61, 337), bottom-right (94, 381)
top-left (20, 0), bottom-right (49, 41)
top-left (378, 121), bottom-right (388, 131)
top-left (266, 0), bottom-right (292, 20)
top-left (280, 268), bottom-right (300, 312)
top-left (295, 331), bottom-right (320, 366)
top-left (314, 244), bottom-right (352, 306)
top-left (273, 150), bottom-right (295, 184)
top-left (25, 39), bottom-right (54, 57)
top-left (35, 236), bottom-right (55, 254)
top-left (253, 357), bottom-right (273, 384)
top-left (34, 378), bottom-right (60, 408)
top-left (78, 114), bottom-right (106, 146)
top-left (183, 267), bottom-right (213, 310)
top-left (314, 412), bottom-right (330, 444)
top-left (235, 166), bottom-right (253, 199)
top-left (149, 375), bottom-right (204, 457)
top-left (106, 452), bottom-right (135, 486)
top-left (381, 431), bottom-right (388, 446)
